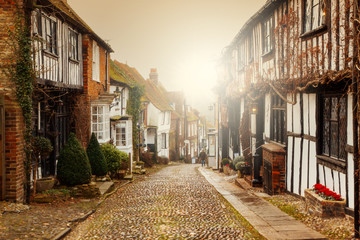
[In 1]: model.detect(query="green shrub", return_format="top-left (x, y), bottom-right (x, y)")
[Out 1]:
top-left (101, 144), bottom-right (129, 176)
top-left (233, 156), bottom-right (245, 167)
top-left (57, 133), bottom-right (92, 186)
top-left (87, 133), bottom-right (107, 176)
top-left (118, 150), bottom-right (129, 170)
top-left (221, 158), bottom-right (230, 166)
top-left (235, 162), bottom-right (244, 171)
top-left (229, 161), bottom-right (235, 170)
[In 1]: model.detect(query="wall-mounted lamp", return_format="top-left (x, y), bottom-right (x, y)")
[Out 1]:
top-left (238, 87), bottom-right (244, 94)
top-left (250, 103), bottom-right (258, 114)
top-left (114, 86), bottom-right (121, 98)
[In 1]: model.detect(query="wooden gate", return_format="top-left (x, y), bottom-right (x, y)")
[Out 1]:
top-left (263, 160), bottom-right (273, 195)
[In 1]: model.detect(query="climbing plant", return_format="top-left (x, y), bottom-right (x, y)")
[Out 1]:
top-left (127, 85), bottom-right (144, 162)
top-left (5, 5), bottom-right (35, 203)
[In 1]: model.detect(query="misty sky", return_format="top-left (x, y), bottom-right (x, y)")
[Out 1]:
top-left (67, 0), bottom-right (267, 117)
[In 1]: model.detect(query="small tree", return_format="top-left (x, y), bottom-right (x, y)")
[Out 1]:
top-left (57, 133), bottom-right (92, 186)
top-left (87, 133), bottom-right (107, 176)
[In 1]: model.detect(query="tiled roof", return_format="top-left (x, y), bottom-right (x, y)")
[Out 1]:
top-left (44, 0), bottom-right (113, 52)
top-left (144, 80), bottom-right (173, 111)
top-left (186, 110), bottom-right (199, 122)
top-left (112, 61), bottom-right (172, 111)
top-left (110, 60), bottom-right (136, 87)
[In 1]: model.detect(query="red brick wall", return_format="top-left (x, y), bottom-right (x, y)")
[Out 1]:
top-left (81, 35), bottom-right (110, 144)
top-left (82, 36), bottom-right (110, 101)
top-left (0, 0), bottom-right (26, 202)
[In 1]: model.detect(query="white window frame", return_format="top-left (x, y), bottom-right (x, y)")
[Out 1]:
top-left (161, 133), bottom-right (167, 149)
top-left (116, 121), bottom-right (127, 147)
top-left (92, 41), bottom-right (100, 82)
top-left (91, 104), bottom-right (110, 142)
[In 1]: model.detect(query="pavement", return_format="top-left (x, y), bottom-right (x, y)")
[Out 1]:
top-left (198, 166), bottom-right (327, 240)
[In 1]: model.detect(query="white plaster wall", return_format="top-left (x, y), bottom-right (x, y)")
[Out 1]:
top-left (293, 94), bottom-right (301, 134)
top-left (348, 152), bottom-right (355, 209)
top-left (264, 93), bottom-right (271, 139)
top-left (287, 93), bottom-right (293, 133)
top-left (309, 94), bottom-right (317, 137)
top-left (303, 94), bottom-right (309, 135)
top-left (147, 103), bottom-right (160, 127)
top-left (347, 94), bottom-right (353, 145)
top-left (286, 136), bottom-right (293, 192)
top-left (300, 139), bottom-right (309, 196)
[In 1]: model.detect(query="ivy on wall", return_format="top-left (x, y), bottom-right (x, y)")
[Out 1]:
top-left (127, 85), bottom-right (144, 161)
top-left (6, 5), bottom-right (35, 203)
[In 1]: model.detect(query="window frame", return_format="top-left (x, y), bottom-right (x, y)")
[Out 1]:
top-left (270, 94), bottom-right (286, 145)
top-left (68, 28), bottom-right (79, 61)
top-left (91, 105), bottom-right (110, 142)
top-left (161, 133), bottom-right (167, 149)
top-left (44, 15), bottom-right (57, 55)
top-left (262, 16), bottom-right (273, 55)
top-left (318, 94), bottom-right (347, 163)
top-left (303, 0), bottom-right (325, 33)
top-left (116, 122), bottom-right (127, 147)
top-left (92, 41), bottom-right (100, 82)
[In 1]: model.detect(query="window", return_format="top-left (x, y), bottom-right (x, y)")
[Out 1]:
top-left (116, 122), bottom-right (126, 147)
top-left (92, 41), bottom-right (100, 82)
top-left (271, 95), bottom-right (286, 144)
top-left (92, 105), bottom-right (109, 141)
top-left (161, 133), bottom-right (167, 149)
top-left (238, 44), bottom-right (245, 70)
top-left (320, 95), bottom-right (346, 161)
top-left (262, 16), bottom-right (273, 54)
top-left (303, 0), bottom-right (325, 33)
top-left (249, 34), bottom-right (254, 62)
top-left (44, 16), bottom-right (57, 55)
top-left (69, 29), bottom-right (79, 61)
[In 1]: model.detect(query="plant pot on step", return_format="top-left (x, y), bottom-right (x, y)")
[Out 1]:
top-left (36, 177), bottom-right (55, 193)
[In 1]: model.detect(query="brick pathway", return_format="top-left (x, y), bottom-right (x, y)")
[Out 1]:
top-left (66, 164), bottom-right (264, 239)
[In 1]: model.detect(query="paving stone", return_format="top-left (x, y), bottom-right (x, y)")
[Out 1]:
top-left (66, 164), bottom-right (263, 239)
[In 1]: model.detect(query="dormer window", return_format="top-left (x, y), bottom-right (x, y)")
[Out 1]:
top-left (303, 0), bottom-right (325, 33)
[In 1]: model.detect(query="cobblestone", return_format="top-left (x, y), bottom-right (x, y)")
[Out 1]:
top-left (66, 164), bottom-right (264, 239)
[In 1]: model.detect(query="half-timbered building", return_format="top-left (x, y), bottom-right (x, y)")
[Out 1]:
top-left (218, 0), bottom-right (358, 213)
top-left (0, 0), bottom-right (112, 201)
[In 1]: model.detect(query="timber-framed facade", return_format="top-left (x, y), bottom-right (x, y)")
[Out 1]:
top-left (218, 0), bottom-right (357, 212)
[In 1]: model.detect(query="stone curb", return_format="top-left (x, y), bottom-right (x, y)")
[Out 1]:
top-left (50, 180), bottom-right (131, 240)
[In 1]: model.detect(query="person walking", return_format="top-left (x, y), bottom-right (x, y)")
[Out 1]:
top-left (199, 149), bottom-right (207, 167)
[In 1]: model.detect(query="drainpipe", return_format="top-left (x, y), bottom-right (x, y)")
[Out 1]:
top-left (105, 51), bottom-right (108, 92)
top-left (353, 1), bottom-right (359, 237)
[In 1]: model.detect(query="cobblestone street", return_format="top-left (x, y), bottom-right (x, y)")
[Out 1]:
top-left (66, 164), bottom-right (263, 239)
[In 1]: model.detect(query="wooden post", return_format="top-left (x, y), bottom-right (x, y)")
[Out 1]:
top-left (353, 1), bottom-right (360, 237)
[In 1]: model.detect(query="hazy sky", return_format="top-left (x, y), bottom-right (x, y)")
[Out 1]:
top-left (68, 0), bottom-right (267, 116)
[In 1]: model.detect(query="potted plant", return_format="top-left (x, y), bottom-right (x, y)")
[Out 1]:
top-left (32, 136), bottom-right (53, 193)
top-left (235, 159), bottom-right (250, 178)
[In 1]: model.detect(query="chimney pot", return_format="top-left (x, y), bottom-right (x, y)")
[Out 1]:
top-left (149, 68), bottom-right (158, 84)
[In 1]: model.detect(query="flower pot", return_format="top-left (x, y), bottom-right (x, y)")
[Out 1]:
top-left (304, 189), bottom-right (346, 218)
top-left (36, 177), bottom-right (55, 193)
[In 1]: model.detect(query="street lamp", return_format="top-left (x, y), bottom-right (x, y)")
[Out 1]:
top-left (137, 124), bottom-right (141, 162)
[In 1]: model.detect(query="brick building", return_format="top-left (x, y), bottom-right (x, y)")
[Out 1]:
top-left (0, 0), bottom-right (112, 202)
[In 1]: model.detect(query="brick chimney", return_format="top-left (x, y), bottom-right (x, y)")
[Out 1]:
top-left (149, 68), bottom-right (158, 85)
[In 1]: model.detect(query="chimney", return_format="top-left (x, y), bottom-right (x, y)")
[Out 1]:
top-left (149, 68), bottom-right (158, 85)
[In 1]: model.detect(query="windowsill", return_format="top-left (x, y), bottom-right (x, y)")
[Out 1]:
top-left (69, 58), bottom-right (80, 64)
top-left (261, 49), bottom-right (274, 58)
top-left (300, 25), bottom-right (327, 40)
top-left (316, 155), bottom-right (346, 172)
top-left (43, 50), bottom-right (59, 59)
